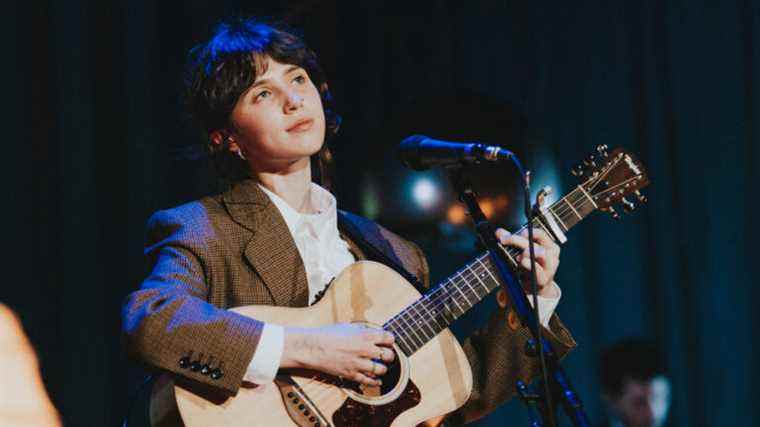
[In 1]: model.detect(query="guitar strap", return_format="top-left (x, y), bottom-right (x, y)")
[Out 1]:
top-left (337, 210), bottom-right (426, 294)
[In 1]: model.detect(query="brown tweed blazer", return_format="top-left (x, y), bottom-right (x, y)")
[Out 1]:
top-left (122, 178), bottom-right (576, 424)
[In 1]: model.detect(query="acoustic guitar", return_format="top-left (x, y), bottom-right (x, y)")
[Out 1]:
top-left (151, 146), bottom-right (649, 426)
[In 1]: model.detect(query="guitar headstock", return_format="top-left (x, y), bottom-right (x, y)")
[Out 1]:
top-left (571, 145), bottom-right (650, 219)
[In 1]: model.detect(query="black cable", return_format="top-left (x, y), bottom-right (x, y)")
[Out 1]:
top-left (511, 158), bottom-right (556, 427)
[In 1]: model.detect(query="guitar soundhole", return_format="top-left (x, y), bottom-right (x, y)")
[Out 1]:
top-left (380, 356), bottom-right (402, 395)
top-left (344, 355), bottom-right (401, 397)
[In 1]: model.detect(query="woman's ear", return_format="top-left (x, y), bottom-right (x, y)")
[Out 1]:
top-left (209, 130), bottom-right (226, 147)
top-left (209, 130), bottom-right (241, 152)
top-left (209, 129), bottom-right (245, 160)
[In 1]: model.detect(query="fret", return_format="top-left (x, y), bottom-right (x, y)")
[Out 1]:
top-left (458, 270), bottom-right (482, 302)
top-left (389, 320), bottom-right (420, 356)
top-left (535, 219), bottom-right (553, 239)
top-left (399, 309), bottom-right (426, 348)
top-left (421, 294), bottom-right (447, 331)
top-left (551, 190), bottom-right (586, 229)
top-left (430, 298), bottom-right (457, 326)
top-left (447, 282), bottom-right (468, 314)
top-left (465, 263), bottom-right (491, 294)
top-left (563, 197), bottom-right (582, 220)
top-left (456, 279), bottom-right (479, 313)
top-left (475, 256), bottom-right (500, 289)
top-left (547, 206), bottom-right (568, 232)
top-left (499, 243), bottom-right (521, 268)
top-left (410, 303), bottom-right (436, 340)
top-left (456, 278), bottom-right (476, 306)
top-left (574, 190), bottom-right (597, 218)
top-left (395, 308), bottom-right (423, 347)
top-left (577, 185), bottom-right (598, 209)
top-left (386, 314), bottom-right (416, 357)
top-left (394, 332), bottom-right (413, 356)
top-left (472, 271), bottom-right (491, 299)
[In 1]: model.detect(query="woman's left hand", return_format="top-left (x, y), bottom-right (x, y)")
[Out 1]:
top-left (495, 228), bottom-right (560, 298)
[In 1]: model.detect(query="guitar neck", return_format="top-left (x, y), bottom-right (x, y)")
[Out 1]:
top-left (384, 186), bottom-right (597, 357)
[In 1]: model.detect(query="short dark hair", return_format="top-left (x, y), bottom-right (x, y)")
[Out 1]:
top-left (183, 17), bottom-right (339, 187)
top-left (599, 338), bottom-right (666, 397)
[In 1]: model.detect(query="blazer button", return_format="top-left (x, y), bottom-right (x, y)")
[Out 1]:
top-left (200, 364), bottom-right (211, 375)
top-left (210, 368), bottom-right (224, 380)
top-left (179, 357), bottom-right (190, 369)
top-left (190, 360), bottom-right (202, 372)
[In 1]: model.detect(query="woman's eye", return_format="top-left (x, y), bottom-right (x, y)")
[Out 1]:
top-left (255, 90), bottom-right (271, 101)
top-left (293, 75), bottom-right (307, 84)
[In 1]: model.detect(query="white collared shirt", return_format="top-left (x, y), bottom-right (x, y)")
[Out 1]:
top-left (244, 183), bottom-right (560, 384)
top-left (259, 183), bottom-right (356, 304)
top-left (244, 183), bottom-right (354, 384)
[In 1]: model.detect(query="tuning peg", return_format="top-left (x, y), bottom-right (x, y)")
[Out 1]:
top-left (634, 190), bottom-right (647, 203)
top-left (596, 144), bottom-right (609, 157)
top-left (583, 154), bottom-right (596, 168)
top-left (621, 197), bottom-right (635, 213)
top-left (571, 164), bottom-right (585, 177)
top-left (608, 206), bottom-right (620, 220)
top-left (600, 206), bottom-right (620, 219)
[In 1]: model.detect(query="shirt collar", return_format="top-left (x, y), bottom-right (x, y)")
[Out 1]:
top-left (258, 182), bottom-right (337, 238)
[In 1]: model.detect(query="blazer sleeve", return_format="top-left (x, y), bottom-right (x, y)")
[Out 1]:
top-left (121, 208), bottom-right (264, 395)
top-left (406, 242), bottom-right (577, 425)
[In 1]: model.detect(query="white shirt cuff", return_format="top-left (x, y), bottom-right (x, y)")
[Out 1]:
top-left (526, 282), bottom-right (562, 328)
top-left (243, 323), bottom-right (284, 384)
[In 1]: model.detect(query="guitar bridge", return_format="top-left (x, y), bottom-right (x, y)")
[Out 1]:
top-left (275, 376), bottom-right (331, 426)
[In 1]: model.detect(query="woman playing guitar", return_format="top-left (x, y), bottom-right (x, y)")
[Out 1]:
top-left (122, 17), bottom-right (575, 426)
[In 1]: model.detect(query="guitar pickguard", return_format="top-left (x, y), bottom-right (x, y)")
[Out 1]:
top-left (332, 379), bottom-right (420, 427)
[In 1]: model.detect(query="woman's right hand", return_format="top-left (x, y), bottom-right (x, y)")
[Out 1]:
top-left (280, 323), bottom-right (396, 386)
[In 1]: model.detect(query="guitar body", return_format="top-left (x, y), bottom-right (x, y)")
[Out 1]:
top-left (157, 261), bottom-right (473, 426)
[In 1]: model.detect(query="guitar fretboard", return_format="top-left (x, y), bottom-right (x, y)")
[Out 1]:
top-left (383, 186), bottom-right (597, 356)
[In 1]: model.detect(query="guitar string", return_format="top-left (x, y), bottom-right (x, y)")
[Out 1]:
top-left (537, 174), bottom-right (642, 223)
top-left (384, 257), bottom-right (507, 351)
top-left (385, 174), bottom-right (645, 351)
top-left (384, 185), bottom-right (626, 349)
top-left (286, 167), bottom-right (645, 396)
top-left (384, 188), bottom-right (588, 337)
top-left (382, 189), bottom-right (584, 337)
top-left (384, 197), bottom-right (583, 345)
top-left (294, 176), bottom-right (644, 395)
top-left (303, 188), bottom-right (583, 394)
top-left (582, 153), bottom-right (626, 193)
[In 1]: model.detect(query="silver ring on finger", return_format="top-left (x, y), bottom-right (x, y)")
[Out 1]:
top-left (371, 360), bottom-right (378, 375)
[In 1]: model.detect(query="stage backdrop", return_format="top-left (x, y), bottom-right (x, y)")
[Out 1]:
top-left (5, 0), bottom-right (758, 425)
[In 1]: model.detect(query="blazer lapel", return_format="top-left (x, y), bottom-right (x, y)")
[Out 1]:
top-left (222, 179), bottom-right (309, 307)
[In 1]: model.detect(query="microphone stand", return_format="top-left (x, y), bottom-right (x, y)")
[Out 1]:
top-left (446, 165), bottom-right (590, 427)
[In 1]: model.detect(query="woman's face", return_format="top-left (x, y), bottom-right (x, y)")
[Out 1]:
top-left (228, 56), bottom-right (326, 173)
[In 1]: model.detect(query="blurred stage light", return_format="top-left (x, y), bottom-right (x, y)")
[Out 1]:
top-left (446, 204), bottom-right (467, 224)
top-left (494, 194), bottom-right (509, 210)
top-left (361, 181), bottom-right (381, 219)
top-left (479, 198), bottom-right (495, 219)
top-left (411, 177), bottom-right (439, 210)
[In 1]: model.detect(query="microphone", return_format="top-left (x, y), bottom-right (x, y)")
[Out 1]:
top-left (398, 135), bottom-right (514, 170)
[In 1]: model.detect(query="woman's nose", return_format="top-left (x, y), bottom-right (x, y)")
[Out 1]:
top-left (285, 92), bottom-right (304, 111)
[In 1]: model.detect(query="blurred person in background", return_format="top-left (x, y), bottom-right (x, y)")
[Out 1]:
top-left (598, 338), bottom-right (670, 427)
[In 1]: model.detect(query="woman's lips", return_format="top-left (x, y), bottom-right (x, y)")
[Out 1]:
top-left (287, 118), bottom-right (314, 132)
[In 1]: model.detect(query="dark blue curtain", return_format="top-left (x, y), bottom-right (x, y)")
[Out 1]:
top-left (5, 1), bottom-right (757, 425)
